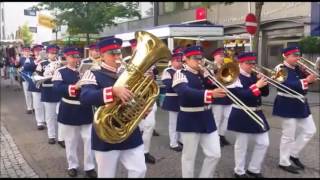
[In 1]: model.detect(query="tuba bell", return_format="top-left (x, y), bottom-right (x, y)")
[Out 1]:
top-left (93, 31), bottom-right (171, 144)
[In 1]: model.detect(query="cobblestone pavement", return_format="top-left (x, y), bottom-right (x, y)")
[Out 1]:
top-left (0, 125), bottom-right (39, 178)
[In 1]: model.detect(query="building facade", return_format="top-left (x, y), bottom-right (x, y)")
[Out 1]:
top-left (100, 2), bottom-right (313, 69)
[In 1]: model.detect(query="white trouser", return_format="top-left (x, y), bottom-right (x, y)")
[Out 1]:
top-left (95, 144), bottom-right (147, 178)
top-left (43, 102), bottom-right (58, 139)
top-left (279, 115), bottom-right (316, 166)
top-left (31, 92), bottom-right (45, 126)
top-left (168, 111), bottom-right (180, 148)
top-left (212, 105), bottom-right (232, 136)
top-left (181, 131), bottom-right (221, 178)
top-left (139, 103), bottom-right (157, 153)
top-left (22, 81), bottom-right (33, 110)
top-left (55, 102), bottom-right (63, 141)
top-left (234, 132), bottom-right (269, 175)
top-left (60, 123), bottom-right (95, 171)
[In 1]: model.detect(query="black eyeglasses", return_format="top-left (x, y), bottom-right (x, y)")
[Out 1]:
top-left (105, 49), bottom-right (122, 56)
top-left (190, 55), bottom-right (203, 60)
top-left (70, 54), bottom-right (81, 58)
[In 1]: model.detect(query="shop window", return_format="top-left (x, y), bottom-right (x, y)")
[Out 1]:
top-left (164, 2), bottom-right (176, 13)
top-left (190, 2), bottom-right (203, 8)
top-left (183, 2), bottom-right (190, 9)
top-left (270, 45), bottom-right (283, 56)
top-left (287, 42), bottom-right (299, 48)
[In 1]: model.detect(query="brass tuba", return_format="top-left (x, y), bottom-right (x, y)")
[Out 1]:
top-left (93, 31), bottom-right (171, 144)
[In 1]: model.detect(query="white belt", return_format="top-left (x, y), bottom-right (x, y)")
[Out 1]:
top-left (42, 84), bottom-right (53, 87)
top-left (62, 97), bottom-right (81, 105)
top-left (166, 93), bottom-right (178, 96)
top-left (180, 105), bottom-right (212, 112)
top-left (277, 92), bottom-right (300, 99)
top-left (232, 105), bottom-right (262, 111)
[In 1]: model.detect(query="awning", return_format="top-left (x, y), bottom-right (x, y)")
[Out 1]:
top-left (113, 23), bottom-right (224, 47)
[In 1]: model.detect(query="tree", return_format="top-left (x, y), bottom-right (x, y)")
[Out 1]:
top-left (20, 23), bottom-right (33, 46)
top-left (299, 36), bottom-right (320, 54)
top-left (36, 2), bottom-right (141, 45)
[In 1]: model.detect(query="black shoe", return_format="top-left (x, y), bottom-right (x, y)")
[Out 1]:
top-left (67, 168), bottom-right (77, 177)
top-left (290, 156), bottom-right (305, 170)
top-left (220, 135), bottom-right (231, 146)
top-left (26, 110), bottom-right (33, 114)
top-left (178, 141), bottom-right (183, 147)
top-left (144, 153), bottom-right (156, 164)
top-left (278, 165), bottom-right (300, 174)
top-left (85, 169), bottom-right (97, 178)
top-left (234, 173), bottom-right (248, 178)
top-left (246, 170), bottom-right (264, 178)
top-left (170, 145), bottom-right (183, 152)
top-left (37, 125), bottom-right (45, 130)
top-left (152, 130), bottom-right (159, 136)
top-left (58, 141), bottom-right (65, 148)
top-left (48, 138), bottom-right (56, 144)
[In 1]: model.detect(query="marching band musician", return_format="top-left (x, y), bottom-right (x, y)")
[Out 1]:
top-left (274, 46), bottom-right (317, 174)
top-left (129, 38), bottom-right (157, 164)
top-left (172, 45), bottom-right (226, 178)
top-left (79, 38), bottom-right (147, 178)
top-left (39, 45), bottom-right (65, 147)
top-left (81, 43), bottom-right (101, 65)
top-left (210, 48), bottom-right (232, 147)
top-left (52, 47), bottom-right (96, 178)
top-left (161, 47), bottom-right (184, 152)
top-left (15, 46), bottom-right (34, 114)
top-left (28, 45), bottom-right (46, 130)
top-left (227, 52), bottom-right (270, 178)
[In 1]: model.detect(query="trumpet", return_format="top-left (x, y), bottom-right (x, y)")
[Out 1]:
top-left (199, 62), bottom-right (267, 130)
top-left (298, 57), bottom-right (320, 80)
top-left (252, 65), bottom-right (305, 103)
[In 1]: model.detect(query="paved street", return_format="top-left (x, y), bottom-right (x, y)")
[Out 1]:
top-left (0, 78), bottom-right (319, 178)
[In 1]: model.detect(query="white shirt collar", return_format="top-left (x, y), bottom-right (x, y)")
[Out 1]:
top-left (101, 62), bottom-right (117, 73)
top-left (283, 61), bottom-right (295, 69)
top-left (67, 65), bottom-right (77, 71)
top-left (185, 65), bottom-right (199, 74)
top-left (240, 67), bottom-right (251, 77)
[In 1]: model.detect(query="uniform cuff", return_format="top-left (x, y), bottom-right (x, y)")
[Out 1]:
top-left (300, 79), bottom-right (308, 90)
top-left (249, 84), bottom-right (261, 97)
top-left (68, 85), bottom-right (77, 97)
top-left (204, 90), bottom-right (213, 104)
top-left (103, 87), bottom-right (113, 103)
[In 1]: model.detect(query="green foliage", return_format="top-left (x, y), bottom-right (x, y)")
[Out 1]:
top-left (20, 23), bottom-right (33, 46)
top-left (299, 36), bottom-right (320, 54)
top-left (36, 2), bottom-right (141, 36)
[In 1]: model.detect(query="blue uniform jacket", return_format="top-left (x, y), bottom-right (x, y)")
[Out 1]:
top-left (172, 66), bottom-right (217, 133)
top-left (39, 60), bottom-right (61, 102)
top-left (52, 66), bottom-right (93, 126)
top-left (161, 67), bottom-right (180, 112)
top-left (272, 64), bottom-right (311, 118)
top-left (17, 57), bottom-right (36, 82)
top-left (227, 73), bottom-right (270, 133)
top-left (80, 65), bottom-right (143, 151)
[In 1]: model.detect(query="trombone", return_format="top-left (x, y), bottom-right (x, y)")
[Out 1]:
top-left (199, 62), bottom-right (266, 130)
top-left (298, 57), bottom-right (320, 80)
top-left (252, 65), bottom-right (305, 103)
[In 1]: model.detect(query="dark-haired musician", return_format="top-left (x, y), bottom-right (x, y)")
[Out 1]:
top-left (79, 38), bottom-right (146, 178)
top-left (274, 46), bottom-right (317, 174)
top-left (172, 45), bottom-right (226, 178)
top-left (52, 47), bottom-right (96, 178)
top-left (227, 52), bottom-right (270, 178)
top-left (161, 49), bottom-right (184, 152)
top-left (210, 47), bottom-right (232, 147)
